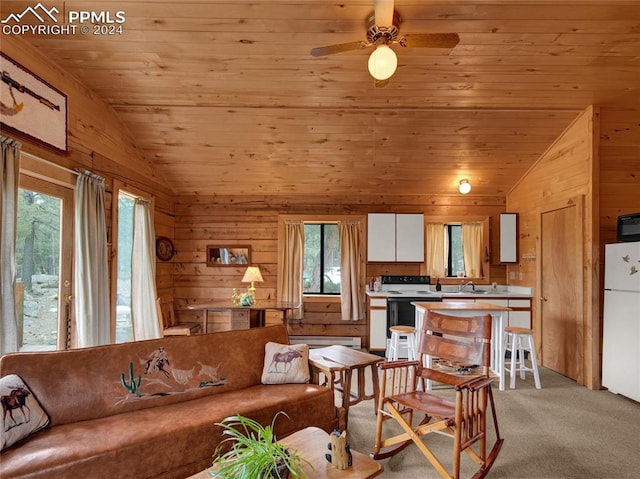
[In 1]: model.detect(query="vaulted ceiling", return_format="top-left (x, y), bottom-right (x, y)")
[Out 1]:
top-left (4, 0), bottom-right (640, 196)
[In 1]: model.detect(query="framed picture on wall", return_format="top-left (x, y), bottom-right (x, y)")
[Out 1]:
top-left (1, 52), bottom-right (68, 153)
top-left (207, 245), bottom-right (251, 266)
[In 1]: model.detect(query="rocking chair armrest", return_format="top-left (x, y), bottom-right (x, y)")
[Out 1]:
top-left (378, 360), bottom-right (421, 371)
top-left (455, 375), bottom-right (495, 391)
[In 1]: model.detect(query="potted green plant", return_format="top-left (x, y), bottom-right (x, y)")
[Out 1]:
top-left (209, 412), bottom-right (310, 479)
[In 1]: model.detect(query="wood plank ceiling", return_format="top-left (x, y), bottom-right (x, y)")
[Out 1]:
top-left (3, 0), bottom-right (640, 197)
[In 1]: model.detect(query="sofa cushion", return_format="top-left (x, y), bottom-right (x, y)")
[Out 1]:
top-left (0, 383), bottom-right (337, 479)
top-left (1, 374), bottom-right (50, 451)
top-left (261, 342), bottom-right (310, 384)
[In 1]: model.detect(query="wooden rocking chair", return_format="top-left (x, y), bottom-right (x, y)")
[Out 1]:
top-left (372, 310), bottom-right (503, 479)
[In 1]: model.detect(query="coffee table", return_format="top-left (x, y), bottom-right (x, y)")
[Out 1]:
top-left (187, 426), bottom-right (383, 478)
top-left (309, 345), bottom-right (383, 428)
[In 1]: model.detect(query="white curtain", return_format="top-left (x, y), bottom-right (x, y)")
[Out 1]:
top-left (75, 170), bottom-right (110, 347)
top-left (277, 221), bottom-right (304, 319)
top-left (1, 137), bottom-right (21, 354)
top-left (131, 199), bottom-right (161, 340)
top-left (462, 222), bottom-right (483, 278)
top-left (425, 223), bottom-right (446, 278)
top-left (338, 221), bottom-right (364, 321)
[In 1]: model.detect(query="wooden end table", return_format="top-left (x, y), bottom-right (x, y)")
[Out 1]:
top-left (188, 426), bottom-right (383, 479)
top-left (309, 345), bottom-right (383, 429)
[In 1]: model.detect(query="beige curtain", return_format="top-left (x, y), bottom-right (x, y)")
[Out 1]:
top-left (131, 199), bottom-right (161, 340)
top-left (75, 170), bottom-right (110, 347)
top-left (277, 221), bottom-right (304, 319)
top-left (462, 222), bottom-right (483, 277)
top-left (338, 221), bottom-right (364, 321)
top-left (1, 137), bottom-right (21, 354)
top-left (425, 223), bottom-right (446, 278)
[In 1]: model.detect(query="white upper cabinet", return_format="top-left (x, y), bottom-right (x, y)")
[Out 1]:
top-left (368, 213), bottom-right (424, 262)
top-left (367, 213), bottom-right (396, 262)
top-left (396, 213), bottom-right (425, 262)
top-left (500, 213), bottom-right (518, 263)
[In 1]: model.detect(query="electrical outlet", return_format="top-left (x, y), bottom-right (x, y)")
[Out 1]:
top-left (509, 271), bottom-right (515, 280)
top-left (518, 272), bottom-right (524, 280)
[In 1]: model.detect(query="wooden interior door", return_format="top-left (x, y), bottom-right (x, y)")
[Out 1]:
top-left (539, 199), bottom-right (583, 382)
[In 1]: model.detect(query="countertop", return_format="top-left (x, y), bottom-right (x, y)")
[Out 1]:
top-left (366, 285), bottom-right (533, 299)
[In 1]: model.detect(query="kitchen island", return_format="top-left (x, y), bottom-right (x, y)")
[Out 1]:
top-left (412, 301), bottom-right (512, 391)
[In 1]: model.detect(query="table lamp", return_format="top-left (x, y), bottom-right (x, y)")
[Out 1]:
top-left (241, 266), bottom-right (264, 298)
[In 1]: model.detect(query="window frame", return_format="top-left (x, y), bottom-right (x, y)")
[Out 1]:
top-left (303, 222), bottom-right (340, 295)
top-left (278, 214), bottom-right (366, 300)
top-left (427, 216), bottom-right (491, 284)
top-left (110, 180), bottom-right (155, 342)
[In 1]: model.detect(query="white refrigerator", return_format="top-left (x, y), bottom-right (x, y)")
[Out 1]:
top-left (602, 241), bottom-right (640, 402)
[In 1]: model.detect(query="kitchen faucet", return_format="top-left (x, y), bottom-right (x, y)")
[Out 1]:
top-left (459, 280), bottom-right (475, 292)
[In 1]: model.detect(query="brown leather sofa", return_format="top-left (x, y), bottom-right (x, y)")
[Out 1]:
top-left (0, 324), bottom-right (339, 479)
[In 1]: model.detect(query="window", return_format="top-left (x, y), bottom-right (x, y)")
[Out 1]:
top-left (426, 220), bottom-right (486, 279)
top-left (303, 224), bottom-right (340, 294)
top-left (447, 224), bottom-right (465, 277)
top-left (115, 191), bottom-right (135, 342)
top-left (15, 175), bottom-right (74, 351)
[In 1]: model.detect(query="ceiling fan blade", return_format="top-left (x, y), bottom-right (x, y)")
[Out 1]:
top-left (401, 33), bottom-right (460, 49)
top-left (310, 41), bottom-right (369, 57)
top-left (374, 0), bottom-right (394, 27)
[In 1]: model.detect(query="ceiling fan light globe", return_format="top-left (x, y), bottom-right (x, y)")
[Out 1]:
top-left (368, 45), bottom-right (397, 80)
top-left (458, 179), bottom-right (471, 194)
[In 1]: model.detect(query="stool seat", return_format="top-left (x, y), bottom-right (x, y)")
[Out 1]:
top-left (388, 326), bottom-right (417, 361)
top-left (503, 327), bottom-right (541, 389)
top-left (390, 325), bottom-right (416, 334)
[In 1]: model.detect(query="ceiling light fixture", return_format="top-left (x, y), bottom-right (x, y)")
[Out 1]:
top-left (368, 44), bottom-right (397, 80)
top-left (458, 179), bottom-right (471, 194)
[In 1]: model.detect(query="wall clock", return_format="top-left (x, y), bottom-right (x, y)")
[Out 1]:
top-left (156, 236), bottom-right (176, 261)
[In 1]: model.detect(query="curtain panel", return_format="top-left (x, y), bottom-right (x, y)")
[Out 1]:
top-left (338, 221), bottom-right (364, 321)
top-left (277, 221), bottom-right (304, 319)
top-left (131, 199), bottom-right (161, 340)
top-left (74, 170), bottom-right (110, 347)
top-left (1, 137), bottom-right (21, 354)
top-left (425, 223), bottom-right (446, 278)
top-left (462, 223), bottom-right (483, 278)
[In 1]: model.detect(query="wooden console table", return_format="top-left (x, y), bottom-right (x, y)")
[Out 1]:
top-left (187, 301), bottom-right (299, 333)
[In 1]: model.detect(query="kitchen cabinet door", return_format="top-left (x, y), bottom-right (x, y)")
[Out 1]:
top-left (396, 214), bottom-right (424, 262)
top-left (369, 297), bottom-right (388, 351)
top-left (367, 213), bottom-right (396, 262)
top-left (500, 213), bottom-right (518, 263)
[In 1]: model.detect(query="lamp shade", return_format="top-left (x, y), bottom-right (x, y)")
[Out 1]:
top-left (241, 266), bottom-right (264, 284)
top-left (368, 45), bottom-right (397, 80)
top-left (458, 179), bottom-right (471, 194)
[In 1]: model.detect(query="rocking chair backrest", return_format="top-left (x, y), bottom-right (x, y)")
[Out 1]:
top-left (418, 310), bottom-right (493, 370)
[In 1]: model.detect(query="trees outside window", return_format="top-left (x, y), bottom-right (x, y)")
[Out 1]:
top-left (303, 224), bottom-right (340, 294)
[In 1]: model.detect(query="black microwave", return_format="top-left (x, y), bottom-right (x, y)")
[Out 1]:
top-left (617, 212), bottom-right (640, 242)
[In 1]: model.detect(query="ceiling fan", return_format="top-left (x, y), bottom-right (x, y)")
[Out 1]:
top-left (310, 0), bottom-right (459, 82)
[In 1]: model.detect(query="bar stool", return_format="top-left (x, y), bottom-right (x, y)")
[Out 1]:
top-left (388, 325), bottom-right (417, 361)
top-left (503, 327), bottom-right (541, 389)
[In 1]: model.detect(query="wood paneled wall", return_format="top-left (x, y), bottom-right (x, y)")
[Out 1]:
top-left (598, 108), bottom-right (640, 245)
top-left (173, 194), bottom-right (507, 347)
top-left (2, 36), bottom-right (175, 341)
top-left (507, 106), bottom-right (599, 389)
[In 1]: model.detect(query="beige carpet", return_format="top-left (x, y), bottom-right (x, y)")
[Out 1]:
top-left (344, 366), bottom-right (640, 478)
